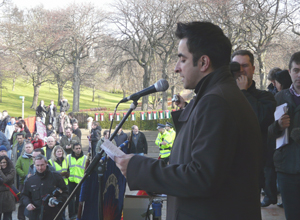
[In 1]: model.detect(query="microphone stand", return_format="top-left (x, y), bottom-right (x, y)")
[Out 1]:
top-left (54, 100), bottom-right (138, 220)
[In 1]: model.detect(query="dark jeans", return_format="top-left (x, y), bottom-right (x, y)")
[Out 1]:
top-left (0, 212), bottom-right (12, 220)
top-left (68, 182), bottom-right (80, 218)
top-left (277, 172), bottom-right (300, 220)
top-left (262, 166), bottom-right (277, 203)
top-left (161, 156), bottom-right (169, 165)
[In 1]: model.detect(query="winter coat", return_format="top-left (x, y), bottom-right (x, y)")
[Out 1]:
top-left (36, 105), bottom-right (47, 118)
top-left (129, 131), bottom-right (148, 154)
top-left (31, 138), bottom-right (44, 149)
top-left (269, 89), bottom-right (300, 174)
top-left (113, 131), bottom-right (128, 147)
top-left (59, 99), bottom-right (70, 112)
top-left (0, 131), bottom-right (10, 150)
top-left (127, 66), bottom-right (263, 220)
top-left (4, 122), bottom-right (15, 141)
top-left (46, 104), bottom-right (57, 117)
top-left (73, 128), bottom-right (82, 141)
top-left (0, 166), bottom-right (16, 213)
top-left (0, 115), bottom-right (10, 132)
top-left (60, 134), bottom-right (80, 155)
top-left (15, 154), bottom-right (33, 184)
top-left (22, 167), bottom-right (68, 219)
top-left (90, 126), bottom-right (102, 146)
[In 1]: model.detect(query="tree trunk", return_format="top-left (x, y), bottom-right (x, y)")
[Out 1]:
top-left (92, 85), bottom-right (95, 102)
top-left (122, 89), bottom-right (126, 98)
top-left (161, 63), bottom-right (169, 110)
top-left (58, 85), bottom-right (64, 104)
top-left (258, 54), bottom-right (265, 90)
top-left (141, 66), bottom-right (151, 111)
top-left (31, 85), bottom-right (40, 109)
top-left (171, 85), bottom-right (175, 109)
top-left (72, 59), bottom-right (80, 112)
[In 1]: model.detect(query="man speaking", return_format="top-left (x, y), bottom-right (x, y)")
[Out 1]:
top-left (115, 22), bottom-right (262, 220)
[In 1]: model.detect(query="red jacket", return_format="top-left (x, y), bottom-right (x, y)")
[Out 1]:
top-left (31, 139), bottom-right (44, 149)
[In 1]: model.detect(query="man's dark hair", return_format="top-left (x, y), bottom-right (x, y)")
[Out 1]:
top-left (175, 22), bottom-right (232, 69)
top-left (289, 52), bottom-right (300, 70)
top-left (34, 154), bottom-right (47, 163)
top-left (16, 133), bottom-right (24, 138)
top-left (72, 143), bottom-right (81, 149)
top-left (65, 127), bottom-right (72, 132)
top-left (231, 50), bottom-right (254, 66)
top-left (33, 148), bottom-right (45, 155)
top-left (68, 112), bottom-right (74, 117)
top-left (93, 121), bottom-right (99, 126)
top-left (2, 110), bottom-right (7, 113)
top-left (103, 130), bottom-right (109, 136)
top-left (268, 67), bottom-right (282, 81)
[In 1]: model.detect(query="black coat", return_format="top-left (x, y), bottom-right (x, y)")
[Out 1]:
top-left (127, 66), bottom-right (263, 220)
top-left (129, 132), bottom-right (148, 154)
top-left (0, 115), bottom-right (11, 132)
top-left (22, 167), bottom-right (68, 219)
top-left (90, 126), bottom-right (102, 146)
top-left (59, 100), bottom-right (70, 112)
top-left (36, 105), bottom-right (47, 118)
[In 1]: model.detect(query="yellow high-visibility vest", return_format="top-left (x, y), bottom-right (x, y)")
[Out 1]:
top-left (48, 158), bottom-right (69, 185)
top-left (155, 131), bottom-right (173, 158)
top-left (68, 154), bottom-right (86, 184)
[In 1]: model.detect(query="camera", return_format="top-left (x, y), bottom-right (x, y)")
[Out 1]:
top-left (42, 188), bottom-right (63, 206)
top-left (49, 197), bottom-right (61, 206)
top-left (172, 94), bottom-right (179, 102)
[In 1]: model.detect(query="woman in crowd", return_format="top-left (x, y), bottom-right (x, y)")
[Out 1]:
top-left (0, 155), bottom-right (16, 220)
top-left (36, 100), bottom-right (47, 124)
top-left (275, 69), bottom-right (292, 92)
top-left (31, 133), bottom-right (44, 149)
top-left (19, 120), bottom-right (31, 140)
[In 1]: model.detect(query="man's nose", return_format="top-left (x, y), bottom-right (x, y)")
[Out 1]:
top-left (174, 61), bottom-right (181, 73)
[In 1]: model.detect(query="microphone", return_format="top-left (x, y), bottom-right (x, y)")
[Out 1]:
top-left (120, 79), bottom-right (169, 103)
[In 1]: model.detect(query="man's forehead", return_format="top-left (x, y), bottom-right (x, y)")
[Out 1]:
top-left (232, 55), bottom-right (251, 64)
top-left (291, 61), bottom-right (300, 69)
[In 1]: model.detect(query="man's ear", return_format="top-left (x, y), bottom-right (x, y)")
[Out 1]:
top-left (198, 55), bottom-right (211, 72)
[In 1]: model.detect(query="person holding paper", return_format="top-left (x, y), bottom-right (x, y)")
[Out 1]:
top-left (115, 22), bottom-right (263, 220)
top-left (268, 51), bottom-right (300, 220)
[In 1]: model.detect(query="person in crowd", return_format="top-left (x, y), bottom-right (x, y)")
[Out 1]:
top-left (19, 120), bottom-right (31, 140)
top-left (129, 125), bottom-right (148, 155)
top-left (115, 21), bottom-right (263, 220)
top-left (155, 123), bottom-right (173, 164)
top-left (10, 122), bottom-right (25, 147)
top-left (31, 133), bottom-right (44, 149)
top-left (59, 97), bottom-right (70, 113)
top-left (231, 50), bottom-right (277, 207)
top-left (36, 100), bottom-right (47, 124)
top-left (86, 117), bottom-right (93, 133)
top-left (72, 122), bottom-right (81, 142)
top-left (0, 110), bottom-right (11, 133)
top-left (42, 136), bottom-right (57, 160)
top-left (4, 117), bottom-right (16, 142)
top-left (267, 67), bottom-right (282, 95)
top-left (15, 142), bottom-right (33, 220)
top-left (51, 131), bottom-right (60, 146)
top-left (268, 52), bottom-right (300, 219)
top-left (274, 69), bottom-right (293, 92)
top-left (89, 121), bottom-right (101, 158)
top-left (0, 155), bottom-right (16, 220)
top-left (46, 124), bottom-right (54, 137)
top-left (165, 122), bottom-right (176, 143)
top-left (0, 131), bottom-right (10, 155)
top-left (22, 154), bottom-right (68, 220)
top-left (95, 130), bottom-right (116, 154)
top-left (47, 100), bottom-right (57, 131)
top-left (67, 143), bottom-right (86, 220)
top-left (60, 127), bottom-right (80, 155)
top-left (68, 113), bottom-right (78, 126)
top-left (12, 133), bottom-right (26, 165)
top-left (57, 111), bottom-right (70, 136)
top-left (25, 148), bottom-right (55, 181)
top-left (0, 145), bottom-right (8, 157)
top-left (113, 125), bottom-right (128, 149)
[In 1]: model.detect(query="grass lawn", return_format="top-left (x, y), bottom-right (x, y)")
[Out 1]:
top-left (0, 79), bottom-right (131, 117)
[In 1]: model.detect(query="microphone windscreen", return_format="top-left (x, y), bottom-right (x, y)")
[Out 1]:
top-left (155, 79), bottom-right (169, 92)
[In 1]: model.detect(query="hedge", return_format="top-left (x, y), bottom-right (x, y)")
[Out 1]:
top-left (72, 111), bottom-right (174, 131)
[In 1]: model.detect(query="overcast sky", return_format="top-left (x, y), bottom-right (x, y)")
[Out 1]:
top-left (11, 0), bottom-right (114, 10)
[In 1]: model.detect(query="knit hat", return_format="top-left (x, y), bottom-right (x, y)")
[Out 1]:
top-left (0, 145), bottom-right (7, 152)
top-left (275, 70), bottom-right (292, 90)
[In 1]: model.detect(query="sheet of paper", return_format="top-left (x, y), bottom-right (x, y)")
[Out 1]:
top-left (274, 103), bottom-right (289, 149)
top-left (100, 139), bottom-right (125, 161)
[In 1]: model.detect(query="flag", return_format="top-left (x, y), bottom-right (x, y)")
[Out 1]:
top-left (140, 112), bottom-right (145, 120)
top-left (147, 112), bottom-right (152, 120)
top-left (153, 111), bottom-right (158, 120)
top-left (165, 110), bottom-right (170, 119)
top-left (159, 111), bottom-right (164, 119)
top-left (100, 113), bottom-right (104, 121)
top-left (131, 112), bottom-right (136, 121)
top-left (109, 113), bottom-right (113, 121)
top-left (95, 113), bottom-right (99, 121)
top-left (116, 113), bottom-right (120, 121)
top-left (123, 112), bottom-right (128, 121)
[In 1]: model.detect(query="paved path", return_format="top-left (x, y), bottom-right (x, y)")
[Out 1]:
top-left (12, 129), bottom-right (285, 220)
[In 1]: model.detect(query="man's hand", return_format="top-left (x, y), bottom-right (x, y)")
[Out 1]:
top-left (278, 114), bottom-right (290, 130)
top-left (160, 141), bottom-right (167, 145)
top-left (66, 145), bottom-right (71, 149)
top-left (236, 75), bottom-right (248, 90)
top-left (175, 94), bottom-right (186, 109)
top-left (26, 203), bottom-right (36, 211)
top-left (115, 154), bottom-right (135, 178)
